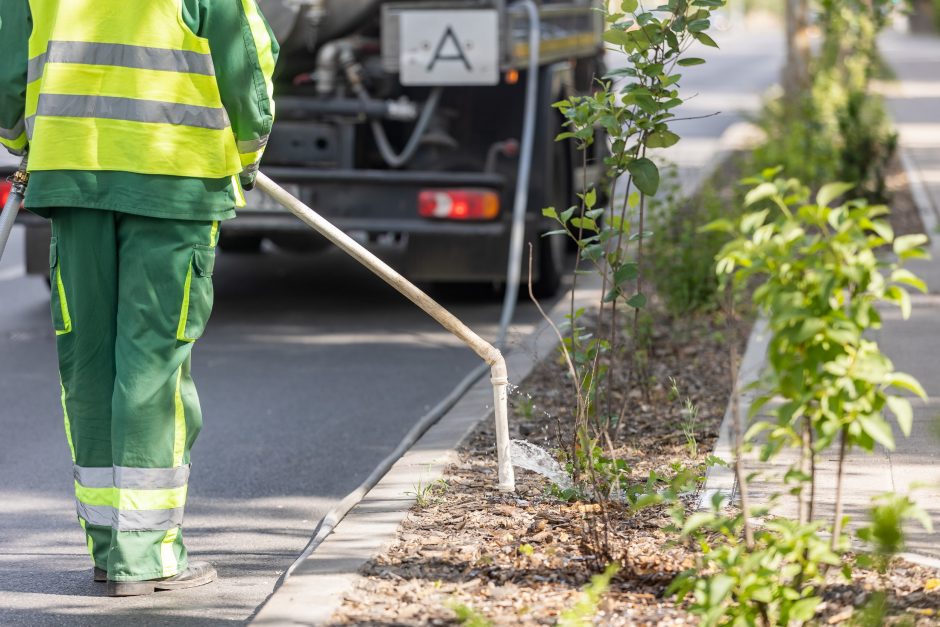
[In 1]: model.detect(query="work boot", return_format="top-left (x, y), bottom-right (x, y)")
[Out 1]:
top-left (107, 562), bottom-right (217, 597)
top-left (94, 567), bottom-right (107, 582)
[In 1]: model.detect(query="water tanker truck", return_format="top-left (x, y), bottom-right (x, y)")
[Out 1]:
top-left (17, 0), bottom-right (606, 296)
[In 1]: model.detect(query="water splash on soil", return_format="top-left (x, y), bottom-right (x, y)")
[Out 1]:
top-left (509, 439), bottom-right (573, 490)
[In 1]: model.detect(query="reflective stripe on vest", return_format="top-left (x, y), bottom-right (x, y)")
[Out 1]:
top-left (0, 119), bottom-right (25, 141)
top-left (27, 41), bottom-right (216, 84)
top-left (0, 118), bottom-right (27, 155)
top-left (33, 95), bottom-right (230, 132)
top-left (25, 0), bottom-right (242, 179)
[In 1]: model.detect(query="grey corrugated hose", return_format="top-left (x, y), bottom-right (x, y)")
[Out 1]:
top-left (0, 156), bottom-right (28, 264)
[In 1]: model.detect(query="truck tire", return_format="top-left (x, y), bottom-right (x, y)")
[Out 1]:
top-left (530, 65), bottom-right (574, 299)
top-left (532, 137), bottom-right (570, 299)
top-left (219, 234), bottom-right (263, 254)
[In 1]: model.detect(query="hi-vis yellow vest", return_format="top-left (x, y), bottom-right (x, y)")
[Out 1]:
top-left (26, 0), bottom-right (242, 179)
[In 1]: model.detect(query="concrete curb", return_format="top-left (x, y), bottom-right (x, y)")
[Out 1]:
top-left (697, 315), bottom-right (770, 510)
top-left (900, 148), bottom-right (940, 251)
top-left (251, 276), bottom-right (603, 626)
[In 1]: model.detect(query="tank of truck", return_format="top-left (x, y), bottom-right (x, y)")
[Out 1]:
top-left (260, 0), bottom-right (413, 52)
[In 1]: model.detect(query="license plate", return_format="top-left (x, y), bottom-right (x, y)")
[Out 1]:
top-left (243, 184), bottom-right (302, 212)
top-left (399, 10), bottom-right (499, 86)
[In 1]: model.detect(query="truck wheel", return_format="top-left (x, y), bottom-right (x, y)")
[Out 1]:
top-left (533, 230), bottom-right (565, 298)
top-left (531, 119), bottom-right (572, 299)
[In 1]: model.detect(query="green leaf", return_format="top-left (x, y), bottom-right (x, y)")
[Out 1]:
top-left (707, 574), bottom-right (735, 606)
top-left (646, 129), bottom-right (680, 148)
top-left (693, 32), bottom-right (719, 48)
top-left (869, 219), bottom-right (895, 243)
top-left (790, 597), bottom-right (822, 622)
top-left (570, 217), bottom-right (598, 232)
top-left (614, 262), bottom-right (639, 285)
top-left (677, 57), bottom-right (706, 66)
top-left (888, 372), bottom-right (928, 400)
top-left (744, 182), bottom-right (777, 206)
top-left (626, 158), bottom-right (660, 196)
top-left (886, 285), bottom-right (912, 320)
top-left (687, 18), bottom-right (710, 32)
top-left (891, 269), bottom-right (927, 294)
top-left (740, 209), bottom-right (770, 232)
top-left (603, 28), bottom-right (632, 47)
top-left (542, 207), bottom-right (558, 220)
top-left (626, 293), bottom-right (647, 308)
top-left (857, 414), bottom-right (896, 451)
top-left (699, 218), bottom-right (734, 233)
top-left (681, 511), bottom-right (714, 535)
top-left (621, 0), bottom-right (638, 11)
top-left (886, 395), bottom-right (913, 437)
top-left (816, 182), bottom-right (855, 208)
top-left (584, 188), bottom-right (597, 209)
top-left (743, 420), bottom-right (774, 442)
top-left (894, 234), bottom-right (929, 256)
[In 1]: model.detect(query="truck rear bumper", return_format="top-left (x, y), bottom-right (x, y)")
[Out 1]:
top-left (233, 167), bottom-right (545, 283)
top-left (254, 167), bottom-right (507, 225)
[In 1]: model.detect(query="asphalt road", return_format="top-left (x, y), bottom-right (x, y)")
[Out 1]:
top-left (0, 20), bottom-right (782, 626)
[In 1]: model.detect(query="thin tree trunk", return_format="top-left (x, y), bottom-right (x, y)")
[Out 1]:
top-left (831, 427), bottom-right (848, 551)
top-left (799, 416), bottom-right (812, 524)
top-left (783, 0), bottom-right (812, 99)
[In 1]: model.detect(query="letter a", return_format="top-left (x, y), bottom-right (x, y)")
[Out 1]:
top-left (427, 26), bottom-right (473, 72)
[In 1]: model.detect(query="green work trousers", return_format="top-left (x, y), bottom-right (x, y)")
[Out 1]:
top-left (49, 207), bottom-right (219, 582)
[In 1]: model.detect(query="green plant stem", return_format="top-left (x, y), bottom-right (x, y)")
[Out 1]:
top-left (634, 179), bottom-right (649, 400)
top-left (569, 148), bottom-right (590, 464)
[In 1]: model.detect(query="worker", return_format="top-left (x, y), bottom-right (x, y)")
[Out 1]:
top-left (0, 0), bottom-right (278, 596)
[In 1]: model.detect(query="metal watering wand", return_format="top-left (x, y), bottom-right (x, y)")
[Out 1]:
top-left (0, 155), bottom-right (28, 264)
top-left (254, 172), bottom-right (516, 492)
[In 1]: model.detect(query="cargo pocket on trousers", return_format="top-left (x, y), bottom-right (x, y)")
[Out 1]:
top-left (176, 245), bottom-right (216, 342)
top-left (49, 237), bottom-right (73, 335)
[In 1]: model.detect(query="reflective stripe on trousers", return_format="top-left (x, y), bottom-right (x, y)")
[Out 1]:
top-left (73, 465), bottom-right (191, 531)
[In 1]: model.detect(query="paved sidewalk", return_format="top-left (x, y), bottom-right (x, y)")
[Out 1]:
top-left (736, 32), bottom-right (940, 562)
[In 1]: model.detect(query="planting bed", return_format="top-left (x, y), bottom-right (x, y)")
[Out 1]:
top-left (328, 157), bottom-right (937, 626)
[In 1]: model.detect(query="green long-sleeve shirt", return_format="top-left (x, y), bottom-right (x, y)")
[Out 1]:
top-left (0, 0), bottom-right (279, 221)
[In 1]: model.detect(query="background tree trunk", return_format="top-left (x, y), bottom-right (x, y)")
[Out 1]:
top-left (783, 0), bottom-right (812, 98)
top-left (908, 0), bottom-right (936, 33)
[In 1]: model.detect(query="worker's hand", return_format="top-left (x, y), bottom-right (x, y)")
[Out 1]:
top-left (239, 173), bottom-right (257, 192)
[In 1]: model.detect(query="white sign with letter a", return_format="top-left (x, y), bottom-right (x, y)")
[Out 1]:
top-left (399, 10), bottom-right (499, 86)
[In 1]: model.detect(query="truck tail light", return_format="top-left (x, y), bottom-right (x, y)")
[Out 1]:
top-left (0, 181), bottom-right (11, 209)
top-left (418, 189), bottom-right (499, 221)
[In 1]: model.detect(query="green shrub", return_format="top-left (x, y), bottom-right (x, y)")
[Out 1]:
top-left (647, 171), bottom-right (742, 315)
top-left (752, 0), bottom-right (897, 202)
